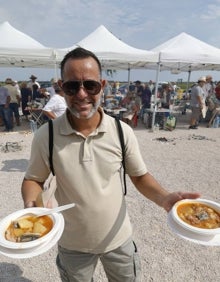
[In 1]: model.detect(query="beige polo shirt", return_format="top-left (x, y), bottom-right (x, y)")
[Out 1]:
top-left (25, 108), bottom-right (147, 253)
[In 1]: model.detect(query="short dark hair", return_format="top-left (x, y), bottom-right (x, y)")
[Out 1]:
top-left (60, 47), bottom-right (102, 79)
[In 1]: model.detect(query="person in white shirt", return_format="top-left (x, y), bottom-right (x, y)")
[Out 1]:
top-left (41, 78), bottom-right (58, 98)
top-left (42, 82), bottom-right (67, 119)
top-left (204, 75), bottom-right (215, 99)
top-left (27, 75), bottom-right (40, 90)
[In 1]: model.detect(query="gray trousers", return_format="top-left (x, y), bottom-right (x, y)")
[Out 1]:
top-left (56, 238), bottom-right (141, 282)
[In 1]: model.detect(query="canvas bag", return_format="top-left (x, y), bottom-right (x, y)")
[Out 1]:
top-left (165, 115), bottom-right (177, 131)
top-left (39, 120), bottom-right (58, 208)
top-left (40, 173), bottom-right (58, 208)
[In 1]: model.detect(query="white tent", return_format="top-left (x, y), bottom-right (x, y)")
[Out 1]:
top-left (148, 32), bottom-right (220, 129)
top-left (149, 32), bottom-right (220, 95)
top-left (150, 32), bottom-right (220, 72)
top-left (0, 21), bottom-right (56, 68)
top-left (58, 25), bottom-right (158, 70)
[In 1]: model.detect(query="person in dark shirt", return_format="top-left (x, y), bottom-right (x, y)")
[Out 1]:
top-left (20, 82), bottom-right (32, 120)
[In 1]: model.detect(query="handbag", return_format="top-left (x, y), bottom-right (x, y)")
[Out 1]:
top-left (165, 115), bottom-right (177, 131)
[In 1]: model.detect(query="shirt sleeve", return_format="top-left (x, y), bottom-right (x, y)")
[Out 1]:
top-left (25, 125), bottom-right (51, 182)
top-left (43, 96), bottom-right (56, 112)
top-left (121, 122), bottom-right (148, 176)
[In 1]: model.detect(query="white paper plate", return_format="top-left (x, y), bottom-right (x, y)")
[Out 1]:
top-left (167, 212), bottom-right (220, 246)
top-left (171, 198), bottom-right (220, 236)
top-left (0, 208), bottom-right (62, 250)
top-left (0, 213), bottom-right (64, 259)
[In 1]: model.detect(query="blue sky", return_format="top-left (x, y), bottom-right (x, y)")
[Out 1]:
top-left (1, 0), bottom-right (220, 83)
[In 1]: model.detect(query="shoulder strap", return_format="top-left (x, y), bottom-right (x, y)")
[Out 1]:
top-left (115, 117), bottom-right (127, 195)
top-left (48, 119), bottom-right (55, 176)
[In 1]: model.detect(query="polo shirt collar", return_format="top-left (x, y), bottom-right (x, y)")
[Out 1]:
top-left (59, 107), bottom-right (109, 136)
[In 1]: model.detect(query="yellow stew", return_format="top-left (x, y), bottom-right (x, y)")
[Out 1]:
top-left (5, 215), bottom-right (53, 243)
top-left (177, 203), bottom-right (220, 229)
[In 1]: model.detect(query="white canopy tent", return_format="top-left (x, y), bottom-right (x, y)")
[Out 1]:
top-left (148, 32), bottom-right (220, 81)
top-left (149, 32), bottom-right (220, 93)
top-left (149, 32), bottom-right (220, 96)
top-left (57, 25), bottom-right (158, 80)
top-left (0, 22), bottom-right (158, 81)
top-left (0, 21), bottom-right (56, 68)
top-left (151, 32), bottom-right (220, 72)
top-left (148, 32), bottom-right (220, 129)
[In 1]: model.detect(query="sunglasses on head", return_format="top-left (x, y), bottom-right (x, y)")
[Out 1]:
top-left (62, 80), bottom-right (102, 96)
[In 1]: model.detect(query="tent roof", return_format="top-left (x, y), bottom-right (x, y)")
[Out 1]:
top-left (150, 32), bottom-right (220, 71)
top-left (77, 25), bottom-right (149, 54)
top-left (60, 25), bottom-right (158, 69)
top-left (0, 21), bottom-right (46, 49)
top-left (0, 21), bottom-right (55, 68)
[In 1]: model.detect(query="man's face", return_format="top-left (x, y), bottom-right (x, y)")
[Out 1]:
top-left (61, 57), bottom-right (105, 119)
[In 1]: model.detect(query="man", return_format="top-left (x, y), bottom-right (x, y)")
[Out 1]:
top-left (148, 80), bottom-right (154, 93)
top-left (203, 75), bottom-right (216, 122)
top-left (135, 80), bottom-right (144, 108)
top-left (4, 78), bottom-right (21, 126)
top-left (41, 78), bottom-right (58, 97)
top-left (21, 47), bottom-right (200, 281)
top-left (42, 82), bottom-right (67, 119)
top-left (0, 84), bottom-right (12, 132)
top-left (139, 83), bottom-right (152, 121)
top-left (204, 75), bottom-right (215, 99)
top-left (189, 76), bottom-right (206, 129)
top-left (27, 74), bottom-right (40, 89)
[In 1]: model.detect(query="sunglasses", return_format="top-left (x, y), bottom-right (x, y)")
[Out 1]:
top-left (62, 80), bottom-right (102, 96)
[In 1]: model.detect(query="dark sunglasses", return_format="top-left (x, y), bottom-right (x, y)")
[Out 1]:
top-left (62, 80), bottom-right (102, 96)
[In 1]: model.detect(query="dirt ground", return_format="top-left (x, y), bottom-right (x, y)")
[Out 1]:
top-left (0, 112), bottom-right (220, 281)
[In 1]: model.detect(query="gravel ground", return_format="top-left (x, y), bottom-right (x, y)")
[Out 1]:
top-left (0, 114), bottom-right (220, 282)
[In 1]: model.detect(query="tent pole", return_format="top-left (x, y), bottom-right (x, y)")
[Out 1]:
top-left (128, 64), bottom-right (131, 84)
top-left (151, 53), bottom-right (161, 131)
top-left (52, 49), bottom-right (59, 80)
top-left (186, 66), bottom-right (191, 95)
top-left (54, 61), bottom-right (58, 79)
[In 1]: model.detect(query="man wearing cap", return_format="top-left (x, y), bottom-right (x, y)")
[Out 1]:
top-left (4, 78), bottom-right (21, 126)
top-left (189, 77), bottom-right (206, 129)
top-left (27, 75), bottom-right (40, 90)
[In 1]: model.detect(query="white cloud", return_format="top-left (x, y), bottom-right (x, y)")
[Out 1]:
top-left (201, 3), bottom-right (220, 20)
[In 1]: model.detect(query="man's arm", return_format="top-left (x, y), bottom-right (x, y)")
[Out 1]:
top-left (5, 95), bottom-right (11, 107)
top-left (42, 110), bottom-right (56, 120)
top-left (130, 172), bottom-right (201, 212)
top-left (21, 178), bottom-right (44, 208)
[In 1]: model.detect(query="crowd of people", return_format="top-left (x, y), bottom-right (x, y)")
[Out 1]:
top-left (103, 79), bottom-right (180, 129)
top-left (102, 76), bottom-right (220, 130)
top-left (1, 72), bottom-right (220, 132)
top-left (0, 75), bottom-right (67, 132)
top-left (189, 75), bottom-right (220, 129)
top-left (103, 80), bottom-right (154, 127)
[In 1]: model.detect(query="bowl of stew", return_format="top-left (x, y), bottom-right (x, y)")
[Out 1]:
top-left (171, 199), bottom-right (220, 236)
top-left (0, 208), bottom-right (62, 249)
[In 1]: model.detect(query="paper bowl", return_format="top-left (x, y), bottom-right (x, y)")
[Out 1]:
top-left (0, 208), bottom-right (61, 249)
top-left (171, 199), bottom-right (220, 236)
